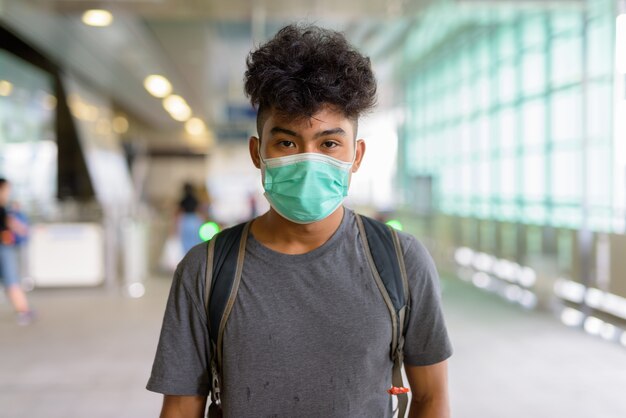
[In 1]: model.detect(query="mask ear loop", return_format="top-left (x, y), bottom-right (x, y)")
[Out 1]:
top-left (349, 139), bottom-right (358, 168)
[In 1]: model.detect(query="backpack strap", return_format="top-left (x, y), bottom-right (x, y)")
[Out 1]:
top-left (355, 214), bottom-right (411, 418)
top-left (204, 221), bottom-right (251, 413)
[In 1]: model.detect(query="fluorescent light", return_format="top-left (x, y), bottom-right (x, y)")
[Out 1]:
top-left (454, 247), bottom-right (473, 266)
top-left (602, 293), bottom-right (626, 320)
top-left (493, 260), bottom-right (515, 281)
top-left (185, 117), bottom-right (206, 136)
top-left (473, 252), bottom-right (494, 272)
top-left (518, 267), bottom-right (537, 288)
top-left (504, 285), bottom-right (522, 302)
top-left (560, 308), bottom-right (584, 327)
top-left (127, 283), bottom-right (145, 299)
top-left (82, 10), bottom-right (113, 27)
top-left (0, 80), bottom-right (13, 96)
top-left (471, 272), bottom-right (491, 289)
top-left (583, 316), bottom-right (604, 336)
top-left (600, 323), bottom-right (617, 341)
top-left (144, 75), bottom-right (172, 98)
top-left (554, 278), bottom-right (586, 303)
top-left (584, 288), bottom-right (605, 309)
top-left (520, 291), bottom-right (538, 309)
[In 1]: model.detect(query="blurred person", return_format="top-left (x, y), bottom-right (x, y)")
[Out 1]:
top-left (0, 178), bottom-right (35, 325)
top-left (9, 201), bottom-right (31, 288)
top-left (148, 24), bottom-right (452, 418)
top-left (176, 182), bottom-right (204, 253)
top-left (197, 183), bottom-right (214, 220)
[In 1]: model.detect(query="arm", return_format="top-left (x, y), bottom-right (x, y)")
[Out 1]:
top-left (160, 395), bottom-right (207, 418)
top-left (405, 360), bottom-right (450, 418)
top-left (7, 214), bottom-right (28, 236)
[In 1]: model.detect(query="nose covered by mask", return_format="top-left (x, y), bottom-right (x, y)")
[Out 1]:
top-left (259, 148), bottom-right (355, 224)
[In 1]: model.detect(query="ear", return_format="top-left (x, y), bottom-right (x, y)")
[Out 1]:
top-left (351, 139), bottom-right (366, 173)
top-left (249, 136), bottom-right (261, 169)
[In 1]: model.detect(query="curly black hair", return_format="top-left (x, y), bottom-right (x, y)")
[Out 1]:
top-left (244, 24), bottom-right (377, 135)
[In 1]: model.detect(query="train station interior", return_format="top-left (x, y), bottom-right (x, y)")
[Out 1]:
top-left (1, 0), bottom-right (626, 417)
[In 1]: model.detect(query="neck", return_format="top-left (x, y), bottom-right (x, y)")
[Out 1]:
top-left (251, 206), bottom-right (345, 255)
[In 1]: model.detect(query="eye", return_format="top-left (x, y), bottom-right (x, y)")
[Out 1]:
top-left (277, 140), bottom-right (296, 148)
top-left (322, 140), bottom-right (339, 149)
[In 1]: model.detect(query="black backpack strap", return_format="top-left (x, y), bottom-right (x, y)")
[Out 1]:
top-left (204, 220), bottom-right (251, 413)
top-left (355, 214), bottom-right (410, 417)
top-left (207, 221), bottom-right (249, 344)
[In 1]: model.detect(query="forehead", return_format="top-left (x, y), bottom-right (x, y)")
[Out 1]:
top-left (260, 106), bottom-right (356, 138)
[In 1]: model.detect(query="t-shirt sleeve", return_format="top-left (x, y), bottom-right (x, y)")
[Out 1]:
top-left (146, 246), bottom-right (211, 396)
top-left (400, 234), bottom-right (453, 366)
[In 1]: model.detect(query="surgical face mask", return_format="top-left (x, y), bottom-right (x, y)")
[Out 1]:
top-left (259, 149), bottom-right (355, 224)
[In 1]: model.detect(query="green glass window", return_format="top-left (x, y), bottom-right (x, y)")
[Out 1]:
top-left (551, 88), bottom-right (582, 144)
top-left (522, 99), bottom-right (546, 148)
top-left (551, 35), bottom-right (583, 87)
top-left (401, 2), bottom-right (615, 233)
top-left (522, 51), bottom-right (546, 96)
top-left (551, 149), bottom-right (582, 202)
top-left (587, 82), bottom-right (612, 140)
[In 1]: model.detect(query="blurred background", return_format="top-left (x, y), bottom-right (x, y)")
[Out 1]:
top-left (1, 0), bottom-right (625, 417)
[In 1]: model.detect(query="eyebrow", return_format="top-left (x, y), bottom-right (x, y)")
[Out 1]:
top-left (269, 127), bottom-right (300, 138)
top-left (314, 128), bottom-right (347, 139)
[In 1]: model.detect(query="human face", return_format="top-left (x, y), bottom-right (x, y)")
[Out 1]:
top-left (249, 105), bottom-right (365, 172)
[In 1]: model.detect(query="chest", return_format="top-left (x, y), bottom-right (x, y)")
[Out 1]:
top-left (224, 247), bottom-right (393, 363)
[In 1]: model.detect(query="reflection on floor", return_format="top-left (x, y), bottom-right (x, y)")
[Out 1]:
top-left (1, 274), bottom-right (625, 418)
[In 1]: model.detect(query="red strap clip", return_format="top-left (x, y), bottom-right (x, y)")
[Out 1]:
top-left (387, 386), bottom-right (410, 395)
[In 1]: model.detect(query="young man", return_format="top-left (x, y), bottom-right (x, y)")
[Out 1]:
top-left (147, 24), bottom-right (453, 417)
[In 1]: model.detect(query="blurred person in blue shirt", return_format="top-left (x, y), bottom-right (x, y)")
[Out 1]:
top-left (0, 178), bottom-right (34, 325)
top-left (177, 182), bottom-right (204, 253)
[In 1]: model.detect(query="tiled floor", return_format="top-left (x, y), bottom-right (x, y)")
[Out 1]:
top-left (1, 275), bottom-right (625, 418)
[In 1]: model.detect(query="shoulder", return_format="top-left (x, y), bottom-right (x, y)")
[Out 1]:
top-left (173, 241), bottom-right (210, 297)
top-left (395, 230), bottom-right (441, 290)
top-left (351, 212), bottom-right (436, 274)
top-left (396, 231), bottom-right (433, 265)
top-left (179, 241), bottom-right (209, 273)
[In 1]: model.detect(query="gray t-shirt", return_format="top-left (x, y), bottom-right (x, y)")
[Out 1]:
top-left (147, 208), bottom-right (452, 417)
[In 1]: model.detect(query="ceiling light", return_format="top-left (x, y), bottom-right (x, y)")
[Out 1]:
top-left (0, 80), bottom-right (13, 96)
top-left (82, 10), bottom-right (113, 27)
top-left (96, 119), bottom-right (111, 135)
top-left (144, 75), bottom-right (172, 98)
top-left (185, 118), bottom-right (206, 135)
top-left (113, 116), bottom-right (129, 134)
top-left (170, 109), bottom-right (192, 122)
top-left (163, 95), bottom-right (188, 113)
top-left (42, 93), bottom-right (57, 110)
top-left (163, 95), bottom-right (191, 121)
